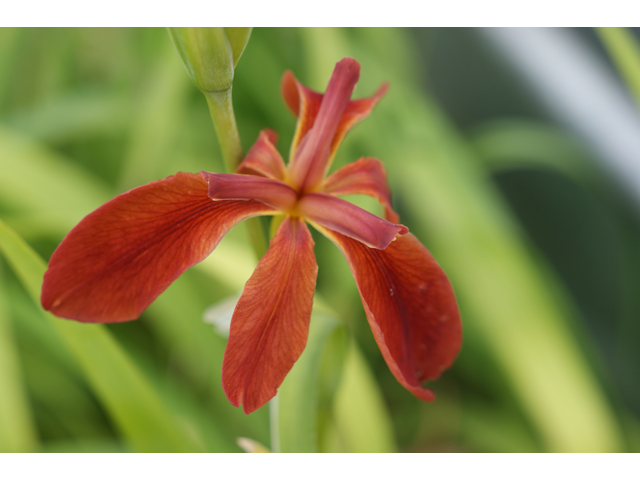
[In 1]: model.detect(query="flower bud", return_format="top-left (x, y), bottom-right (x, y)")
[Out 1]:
top-left (167, 27), bottom-right (252, 93)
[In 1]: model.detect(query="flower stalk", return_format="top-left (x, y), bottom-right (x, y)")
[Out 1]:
top-left (205, 89), bottom-right (243, 173)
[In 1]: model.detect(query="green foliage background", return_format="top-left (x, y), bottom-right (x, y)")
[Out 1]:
top-left (1, 27), bottom-right (639, 452)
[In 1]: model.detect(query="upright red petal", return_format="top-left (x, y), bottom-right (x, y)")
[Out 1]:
top-left (222, 217), bottom-right (317, 414)
top-left (41, 172), bottom-right (274, 323)
top-left (235, 129), bottom-right (288, 181)
top-left (281, 70), bottom-right (323, 158)
top-left (288, 58), bottom-right (360, 191)
top-left (281, 67), bottom-right (387, 180)
top-left (298, 192), bottom-right (407, 250)
top-left (322, 157), bottom-right (399, 223)
top-left (319, 227), bottom-right (462, 401)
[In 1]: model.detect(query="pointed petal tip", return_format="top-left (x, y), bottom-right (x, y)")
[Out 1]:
top-left (262, 128), bottom-right (278, 146)
top-left (405, 384), bottom-right (436, 402)
top-left (376, 82), bottom-right (390, 97)
top-left (281, 70), bottom-right (301, 115)
top-left (234, 130), bottom-right (287, 181)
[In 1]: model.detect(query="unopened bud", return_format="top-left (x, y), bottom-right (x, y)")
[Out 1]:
top-left (167, 27), bottom-right (252, 93)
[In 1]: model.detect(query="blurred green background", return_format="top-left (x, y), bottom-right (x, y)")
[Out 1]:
top-left (1, 27), bottom-right (640, 453)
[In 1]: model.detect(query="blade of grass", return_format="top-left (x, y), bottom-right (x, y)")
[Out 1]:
top-left (0, 261), bottom-right (38, 452)
top-left (0, 219), bottom-right (203, 452)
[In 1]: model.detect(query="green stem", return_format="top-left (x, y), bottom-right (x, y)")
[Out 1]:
top-left (205, 88), bottom-right (243, 172)
top-left (269, 395), bottom-right (280, 453)
top-left (243, 217), bottom-right (269, 260)
top-left (204, 88), bottom-right (269, 259)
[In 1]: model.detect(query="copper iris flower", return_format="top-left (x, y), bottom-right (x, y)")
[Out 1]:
top-left (41, 58), bottom-right (461, 414)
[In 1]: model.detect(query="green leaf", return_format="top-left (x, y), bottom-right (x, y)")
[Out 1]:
top-left (0, 262), bottom-right (39, 452)
top-left (0, 219), bottom-right (204, 452)
top-left (597, 27), bottom-right (640, 109)
top-left (276, 304), bottom-right (342, 453)
top-left (324, 340), bottom-right (396, 453)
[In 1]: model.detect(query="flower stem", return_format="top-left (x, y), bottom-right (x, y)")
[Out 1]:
top-left (204, 88), bottom-right (269, 259)
top-left (205, 88), bottom-right (243, 173)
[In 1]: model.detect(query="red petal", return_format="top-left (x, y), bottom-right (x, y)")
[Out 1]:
top-left (235, 129), bottom-right (287, 181)
top-left (41, 172), bottom-right (274, 323)
top-left (329, 83), bottom-right (388, 166)
top-left (288, 58), bottom-right (360, 191)
top-left (319, 227), bottom-right (462, 401)
top-left (281, 70), bottom-right (323, 159)
top-left (322, 157), bottom-right (399, 223)
top-left (298, 192), bottom-right (407, 249)
top-left (202, 172), bottom-right (297, 212)
top-left (222, 217), bottom-right (317, 414)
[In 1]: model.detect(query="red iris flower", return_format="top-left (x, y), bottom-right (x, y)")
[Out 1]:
top-left (41, 58), bottom-right (461, 414)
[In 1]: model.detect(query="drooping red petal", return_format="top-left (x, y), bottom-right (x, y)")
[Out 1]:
top-left (318, 227), bottom-right (462, 401)
top-left (322, 157), bottom-right (399, 223)
top-left (235, 129), bottom-right (287, 181)
top-left (222, 217), bottom-right (317, 414)
top-left (202, 172), bottom-right (297, 212)
top-left (298, 192), bottom-right (407, 249)
top-left (288, 58), bottom-right (360, 191)
top-left (41, 172), bottom-right (274, 323)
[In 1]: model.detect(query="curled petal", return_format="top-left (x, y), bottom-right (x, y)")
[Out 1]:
top-left (236, 129), bottom-right (287, 181)
top-left (281, 70), bottom-right (323, 158)
top-left (41, 172), bottom-right (274, 322)
top-left (222, 217), bottom-right (317, 414)
top-left (202, 172), bottom-right (297, 212)
top-left (323, 157), bottom-right (399, 223)
top-left (319, 227), bottom-right (462, 401)
top-left (328, 83), bottom-right (388, 165)
top-left (298, 192), bottom-right (407, 250)
top-left (288, 58), bottom-right (360, 191)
